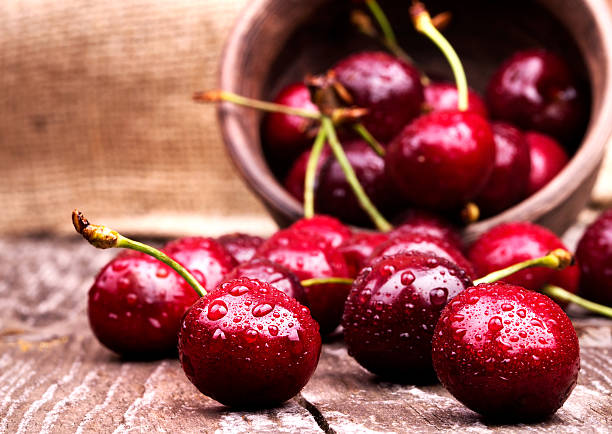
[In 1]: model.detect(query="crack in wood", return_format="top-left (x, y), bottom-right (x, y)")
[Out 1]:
top-left (295, 394), bottom-right (336, 434)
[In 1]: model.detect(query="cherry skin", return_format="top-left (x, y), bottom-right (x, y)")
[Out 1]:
top-left (385, 110), bottom-right (495, 211)
top-left (343, 252), bottom-right (472, 381)
top-left (525, 131), bottom-right (569, 196)
top-left (223, 257), bottom-right (306, 304)
top-left (163, 237), bottom-right (237, 292)
top-left (216, 233), bottom-right (265, 264)
top-left (289, 215), bottom-right (352, 249)
top-left (258, 229), bottom-right (350, 335)
top-left (178, 278), bottom-right (321, 408)
top-left (486, 49), bottom-right (584, 140)
top-left (333, 51), bottom-right (424, 141)
top-left (432, 282), bottom-right (580, 421)
top-left (424, 81), bottom-right (488, 117)
top-left (284, 147), bottom-right (331, 203)
top-left (263, 82), bottom-right (319, 161)
top-left (468, 222), bottom-right (567, 292)
top-left (474, 122), bottom-right (531, 216)
top-left (576, 209), bottom-right (612, 305)
top-left (337, 231), bottom-right (390, 278)
top-left (88, 251), bottom-right (199, 357)
top-left (392, 209), bottom-right (464, 252)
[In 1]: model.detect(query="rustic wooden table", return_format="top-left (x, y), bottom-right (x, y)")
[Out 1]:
top-left (1, 210), bottom-right (611, 433)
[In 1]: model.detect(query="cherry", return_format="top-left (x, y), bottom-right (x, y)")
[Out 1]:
top-left (88, 251), bottom-right (199, 357)
top-left (576, 209), bottom-right (612, 306)
top-left (432, 282), bottom-right (580, 421)
top-left (486, 49), bottom-right (584, 140)
top-left (216, 232), bottom-right (265, 264)
top-left (179, 277), bottom-right (321, 408)
top-left (548, 263), bottom-right (580, 309)
top-left (332, 51), bottom-right (424, 142)
top-left (392, 209), bottom-right (464, 252)
top-left (337, 231), bottom-right (389, 278)
top-left (163, 237), bottom-right (237, 291)
top-left (424, 81), bottom-right (488, 117)
top-left (385, 110), bottom-right (495, 211)
top-left (474, 122), bottom-right (531, 216)
top-left (284, 146), bottom-right (331, 202)
top-left (525, 131), bottom-right (569, 196)
top-left (370, 232), bottom-right (475, 279)
top-left (223, 257), bottom-right (306, 304)
top-left (343, 252), bottom-right (472, 381)
top-left (468, 222), bottom-right (568, 292)
top-left (289, 215), bottom-right (352, 249)
top-left (258, 228), bottom-right (350, 334)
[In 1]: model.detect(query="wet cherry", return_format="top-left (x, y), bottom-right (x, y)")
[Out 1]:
top-left (338, 231), bottom-right (390, 278)
top-left (216, 232), bottom-right (265, 264)
top-left (525, 131), bottom-right (569, 196)
top-left (392, 209), bottom-right (464, 252)
top-left (284, 147), bottom-right (331, 202)
top-left (289, 215), bottom-right (352, 249)
top-left (424, 81), bottom-right (488, 117)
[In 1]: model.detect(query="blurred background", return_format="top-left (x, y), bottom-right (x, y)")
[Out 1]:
top-left (1, 0), bottom-right (611, 237)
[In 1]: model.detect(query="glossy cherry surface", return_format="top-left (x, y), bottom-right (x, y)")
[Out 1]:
top-left (285, 147), bottom-right (331, 202)
top-left (392, 209), bottom-right (464, 252)
top-left (424, 81), bottom-right (488, 117)
top-left (179, 278), bottom-right (321, 407)
top-left (289, 215), bottom-right (352, 249)
top-left (385, 110), bottom-right (495, 211)
top-left (474, 122), bottom-right (531, 216)
top-left (333, 51), bottom-right (424, 141)
top-left (525, 131), bottom-right (569, 196)
top-left (217, 233), bottom-right (265, 264)
top-left (88, 251), bottom-right (199, 357)
top-left (337, 231), bottom-right (389, 278)
top-left (343, 252), bottom-right (472, 380)
top-left (432, 282), bottom-right (580, 420)
top-left (576, 209), bottom-right (612, 305)
top-left (486, 49), bottom-right (584, 140)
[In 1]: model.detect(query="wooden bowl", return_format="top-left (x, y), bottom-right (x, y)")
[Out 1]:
top-left (218, 0), bottom-right (612, 242)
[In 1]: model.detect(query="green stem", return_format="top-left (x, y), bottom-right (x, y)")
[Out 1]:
top-left (72, 210), bottom-right (207, 298)
top-left (303, 127), bottom-right (328, 218)
top-left (353, 123), bottom-right (385, 157)
top-left (541, 285), bottom-right (612, 318)
top-left (365, 0), bottom-right (397, 46)
top-left (411, 3), bottom-right (468, 111)
top-left (474, 249), bottom-right (573, 286)
top-left (322, 117), bottom-right (392, 232)
top-left (301, 277), bottom-right (354, 287)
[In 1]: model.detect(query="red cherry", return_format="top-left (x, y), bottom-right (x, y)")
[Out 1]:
top-left (258, 229), bottom-right (350, 334)
top-left (576, 209), bottom-right (612, 305)
top-left (284, 147), bottom-right (331, 202)
top-left (163, 237), bottom-right (237, 292)
top-left (88, 251), bottom-right (199, 357)
top-left (474, 122), bottom-right (531, 216)
top-left (216, 233), bottom-right (265, 264)
top-left (223, 257), bottom-right (306, 304)
top-left (343, 252), bottom-right (472, 380)
top-left (486, 49), bottom-right (585, 140)
top-left (525, 131), bottom-right (569, 196)
top-left (337, 231), bottom-right (390, 278)
top-left (385, 110), bottom-right (495, 211)
top-left (432, 282), bottom-right (580, 420)
top-left (289, 215), bottom-right (352, 249)
top-left (424, 81), bottom-right (488, 117)
top-left (179, 278), bottom-right (321, 407)
top-left (392, 209), bottom-right (464, 252)
top-left (333, 51), bottom-right (424, 142)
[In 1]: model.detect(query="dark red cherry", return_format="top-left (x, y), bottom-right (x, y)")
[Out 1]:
top-left (223, 257), bottom-right (306, 304)
top-left (333, 51), bottom-right (424, 141)
top-left (284, 147), bottom-right (331, 202)
top-left (163, 237), bottom-right (237, 291)
top-left (88, 251), bottom-right (199, 357)
top-left (343, 252), bottom-right (472, 380)
top-left (216, 233), bottom-right (265, 264)
top-left (486, 49), bottom-right (584, 140)
top-left (432, 282), bottom-right (580, 420)
top-left (179, 278), bottom-right (321, 407)
top-left (468, 222), bottom-right (567, 291)
top-left (263, 82), bottom-right (319, 160)
top-left (424, 81), bottom-right (488, 117)
top-left (385, 110), bottom-right (495, 211)
top-left (289, 215), bottom-right (352, 249)
top-left (370, 232), bottom-right (475, 279)
top-left (258, 229), bottom-right (350, 334)
top-left (525, 131), bottom-right (569, 196)
top-left (474, 122), bottom-right (531, 216)
top-left (576, 209), bottom-right (612, 305)
top-left (337, 231), bottom-right (390, 278)
top-left (392, 209), bottom-right (464, 252)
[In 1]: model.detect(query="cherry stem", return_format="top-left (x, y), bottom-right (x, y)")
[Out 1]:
top-left (72, 210), bottom-right (207, 298)
top-left (353, 123), bottom-right (386, 157)
top-left (461, 202), bottom-right (480, 224)
top-left (322, 117), bottom-right (393, 232)
top-left (303, 127), bottom-right (328, 218)
top-left (540, 285), bottom-right (612, 319)
top-left (473, 249), bottom-right (573, 286)
top-left (411, 2), bottom-right (468, 111)
top-left (301, 277), bottom-right (354, 287)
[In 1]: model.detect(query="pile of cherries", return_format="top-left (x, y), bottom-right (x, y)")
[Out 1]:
top-left (74, 0), bottom-right (611, 424)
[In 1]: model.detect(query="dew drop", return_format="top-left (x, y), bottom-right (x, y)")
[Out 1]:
top-left (530, 318), bottom-right (544, 328)
top-left (117, 277), bottom-right (131, 290)
top-left (230, 285), bottom-right (250, 296)
top-left (207, 299), bottom-right (228, 321)
top-left (517, 309), bottom-right (526, 318)
top-left (401, 271), bottom-right (415, 285)
top-left (155, 267), bottom-right (169, 278)
top-left (381, 264), bottom-right (395, 277)
top-left (468, 295), bottom-right (480, 304)
top-left (126, 293), bottom-right (138, 305)
top-left (233, 316), bottom-right (242, 323)
top-left (538, 337), bottom-right (547, 345)
top-left (245, 329), bottom-right (258, 343)
top-left (426, 257), bottom-right (439, 268)
top-left (268, 325), bottom-right (279, 336)
top-left (488, 316), bottom-right (503, 333)
top-left (501, 303), bottom-right (514, 311)
top-left (112, 261), bottom-right (128, 272)
top-left (212, 328), bottom-right (226, 340)
top-left (429, 287), bottom-right (448, 306)
top-left (148, 318), bottom-right (161, 328)
top-left (108, 313), bottom-right (118, 320)
top-left (252, 303), bottom-right (274, 317)
top-left (451, 314), bottom-right (464, 322)
top-left (454, 328), bottom-right (467, 339)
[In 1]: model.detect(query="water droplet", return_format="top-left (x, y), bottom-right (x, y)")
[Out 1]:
top-left (399, 332), bottom-right (410, 339)
top-left (230, 285), bottom-right (250, 296)
top-left (268, 325), bottom-right (279, 336)
top-left (468, 295), bottom-right (480, 304)
top-left (156, 267), bottom-right (169, 278)
top-left (117, 277), bottom-right (130, 290)
top-left (252, 303), bottom-right (274, 317)
top-left (233, 316), bottom-right (242, 323)
top-left (401, 271), bottom-right (415, 285)
top-left (530, 318), bottom-right (544, 328)
top-left (126, 293), bottom-right (138, 305)
top-left (429, 287), bottom-right (448, 306)
top-left (454, 328), bottom-right (467, 339)
top-left (488, 316), bottom-right (503, 333)
top-left (519, 330), bottom-right (527, 338)
top-left (426, 257), bottom-right (439, 267)
top-left (112, 261), bottom-right (128, 272)
top-left (501, 303), bottom-right (514, 311)
top-left (381, 264), bottom-right (395, 277)
top-left (207, 299), bottom-right (228, 321)
top-left (451, 314), bottom-right (464, 322)
top-left (108, 313), bottom-right (118, 320)
top-left (245, 329), bottom-right (258, 343)
top-left (538, 337), bottom-right (547, 345)
top-left (517, 309), bottom-right (526, 318)
top-left (148, 317), bottom-right (161, 328)
top-left (510, 335), bottom-right (519, 342)
top-left (212, 328), bottom-right (226, 340)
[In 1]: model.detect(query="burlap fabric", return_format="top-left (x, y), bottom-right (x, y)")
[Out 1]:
top-left (1, 0), bottom-right (611, 237)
